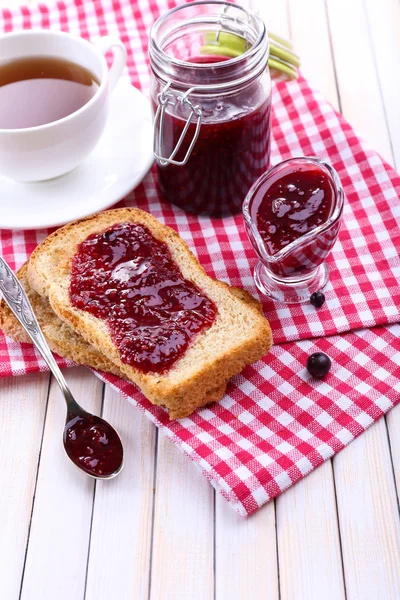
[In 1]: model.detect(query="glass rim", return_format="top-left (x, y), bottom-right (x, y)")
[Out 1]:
top-left (242, 156), bottom-right (345, 263)
top-left (149, 0), bottom-right (268, 88)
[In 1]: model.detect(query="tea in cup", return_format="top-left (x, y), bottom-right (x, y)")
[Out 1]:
top-left (0, 30), bottom-right (127, 181)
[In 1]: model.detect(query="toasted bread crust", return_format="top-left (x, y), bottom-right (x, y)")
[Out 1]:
top-left (27, 208), bottom-right (272, 419)
top-left (0, 264), bottom-right (124, 376)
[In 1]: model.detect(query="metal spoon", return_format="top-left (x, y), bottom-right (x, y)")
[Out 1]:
top-left (0, 257), bottom-right (123, 479)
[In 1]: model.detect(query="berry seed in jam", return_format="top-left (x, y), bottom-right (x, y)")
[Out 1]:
top-left (70, 222), bottom-right (218, 373)
top-left (63, 414), bottom-right (123, 478)
top-left (256, 169), bottom-right (334, 256)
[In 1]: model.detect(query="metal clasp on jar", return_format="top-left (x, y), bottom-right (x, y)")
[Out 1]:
top-left (153, 82), bottom-right (202, 167)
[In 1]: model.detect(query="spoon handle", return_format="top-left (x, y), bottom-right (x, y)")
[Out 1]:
top-left (0, 257), bottom-right (77, 407)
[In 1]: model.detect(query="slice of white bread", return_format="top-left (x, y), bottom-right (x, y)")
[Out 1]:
top-left (27, 208), bottom-right (272, 419)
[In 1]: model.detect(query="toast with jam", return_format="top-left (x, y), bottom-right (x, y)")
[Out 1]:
top-left (0, 268), bottom-right (262, 412)
top-left (0, 264), bottom-right (234, 404)
top-left (22, 208), bottom-right (272, 419)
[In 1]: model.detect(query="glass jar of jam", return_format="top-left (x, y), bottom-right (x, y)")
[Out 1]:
top-left (149, 1), bottom-right (272, 217)
top-left (243, 157), bottom-right (344, 304)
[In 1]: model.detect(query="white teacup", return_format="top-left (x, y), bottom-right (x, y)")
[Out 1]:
top-left (0, 30), bottom-right (127, 182)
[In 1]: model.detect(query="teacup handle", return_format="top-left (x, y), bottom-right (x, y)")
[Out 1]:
top-left (95, 36), bottom-right (127, 93)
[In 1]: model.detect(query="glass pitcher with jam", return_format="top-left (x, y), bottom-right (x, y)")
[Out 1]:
top-left (243, 157), bottom-right (345, 304)
top-left (149, 1), bottom-right (272, 217)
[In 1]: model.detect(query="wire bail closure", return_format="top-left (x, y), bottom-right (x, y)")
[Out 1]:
top-left (153, 82), bottom-right (202, 167)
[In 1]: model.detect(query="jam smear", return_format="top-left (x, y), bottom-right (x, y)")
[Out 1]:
top-left (187, 55), bottom-right (232, 64)
top-left (156, 55), bottom-right (271, 217)
top-left (70, 222), bottom-right (217, 373)
top-left (256, 169), bottom-right (334, 255)
top-left (63, 414), bottom-right (123, 477)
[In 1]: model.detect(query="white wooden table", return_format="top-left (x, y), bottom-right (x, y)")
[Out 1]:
top-left (1, 1), bottom-right (400, 599)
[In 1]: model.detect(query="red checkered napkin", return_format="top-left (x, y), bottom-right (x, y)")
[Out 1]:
top-left (269, 83), bottom-right (400, 343)
top-left (100, 323), bottom-right (400, 516)
top-left (1, 0), bottom-right (400, 515)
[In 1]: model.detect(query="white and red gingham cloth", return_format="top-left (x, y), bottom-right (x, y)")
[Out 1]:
top-left (1, 0), bottom-right (400, 516)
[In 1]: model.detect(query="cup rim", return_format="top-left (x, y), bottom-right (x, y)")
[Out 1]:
top-left (0, 29), bottom-right (107, 134)
top-left (242, 156), bottom-right (345, 264)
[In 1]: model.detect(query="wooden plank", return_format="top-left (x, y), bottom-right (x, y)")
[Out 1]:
top-left (325, 3), bottom-right (400, 598)
top-left (276, 1), bottom-right (343, 595)
top-left (325, 0), bottom-right (393, 164)
top-left (288, 0), bottom-right (339, 110)
top-left (386, 407), bottom-right (400, 504)
top-left (255, 0), bottom-right (290, 39)
top-left (215, 495), bottom-right (279, 600)
top-left (372, 0), bottom-right (400, 491)
top-left (85, 388), bottom-right (156, 600)
top-left (364, 0), bottom-right (400, 168)
top-left (333, 420), bottom-right (400, 599)
top-left (0, 373), bottom-right (49, 600)
top-left (276, 462), bottom-right (345, 600)
top-left (255, 0), bottom-right (339, 110)
top-left (213, 5), bottom-right (285, 598)
top-left (362, 11), bottom-right (400, 516)
top-left (150, 431), bottom-right (214, 600)
top-left (254, 4), bottom-right (344, 599)
top-left (20, 368), bottom-right (103, 600)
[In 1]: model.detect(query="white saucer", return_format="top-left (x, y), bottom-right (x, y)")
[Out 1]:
top-left (0, 80), bottom-right (154, 230)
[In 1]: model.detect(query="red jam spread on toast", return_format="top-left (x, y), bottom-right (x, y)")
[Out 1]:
top-left (64, 414), bottom-right (123, 477)
top-left (256, 169), bottom-right (334, 255)
top-left (69, 222), bottom-right (217, 373)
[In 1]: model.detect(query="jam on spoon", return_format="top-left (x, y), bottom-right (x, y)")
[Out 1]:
top-left (64, 413), bottom-right (123, 478)
top-left (0, 256), bottom-right (124, 479)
